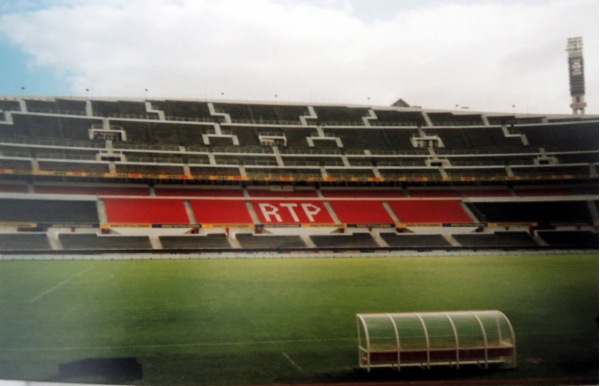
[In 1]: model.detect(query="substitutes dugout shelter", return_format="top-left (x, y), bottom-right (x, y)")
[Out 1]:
top-left (356, 310), bottom-right (516, 371)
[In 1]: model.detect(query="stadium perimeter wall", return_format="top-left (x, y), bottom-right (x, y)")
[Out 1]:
top-left (1, 249), bottom-right (595, 261)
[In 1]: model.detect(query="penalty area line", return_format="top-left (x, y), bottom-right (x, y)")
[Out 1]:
top-left (29, 266), bottom-right (95, 303)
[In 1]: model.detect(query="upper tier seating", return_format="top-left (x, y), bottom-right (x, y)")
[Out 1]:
top-left (276, 127), bottom-right (319, 147)
top-left (280, 153), bottom-right (342, 166)
top-left (91, 100), bottom-right (147, 117)
top-left (441, 153), bottom-right (535, 167)
top-left (115, 163), bottom-right (184, 175)
top-left (423, 127), bottom-right (522, 149)
top-left (0, 97), bottom-right (597, 190)
top-left (427, 112), bottom-right (484, 126)
top-left (378, 168), bottom-right (443, 179)
top-left (150, 100), bottom-right (213, 121)
top-left (372, 110), bottom-right (427, 126)
top-left (376, 128), bottom-right (421, 150)
top-left (513, 186), bottom-right (593, 196)
top-left (514, 123), bottom-right (599, 151)
top-left (40, 161), bottom-right (110, 174)
top-left (0, 199), bottom-right (99, 224)
top-left (326, 168), bottom-right (375, 178)
top-left (0, 182), bottom-right (28, 193)
top-left (487, 115), bottom-right (545, 126)
top-left (274, 166), bottom-right (325, 177)
top-left (313, 106), bottom-right (369, 125)
top-left (114, 121), bottom-right (211, 147)
top-left (511, 165), bottom-right (592, 178)
top-left (24, 98), bottom-right (87, 115)
top-left (324, 128), bottom-right (391, 149)
top-left (445, 167), bottom-right (507, 178)
top-left (0, 100), bottom-right (21, 111)
top-left (189, 166), bottom-right (241, 176)
top-left (0, 159), bottom-right (33, 171)
top-left (6, 115), bottom-right (101, 141)
top-left (556, 152), bottom-right (598, 164)
top-left (60, 233), bottom-right (152, 250)
top-left (0, 233), bottom-right (52, 251)
top-left (213, 103), bottom-right (307, 124)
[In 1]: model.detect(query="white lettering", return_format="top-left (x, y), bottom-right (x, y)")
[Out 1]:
top-left (302, 203), bottom-right (321, 222)
top-left (259, 203), bottom-right (281, 222)
top-left (258, 202), bottom-right (323, 223)
top-left (280, 203), bottom-right (300, 222)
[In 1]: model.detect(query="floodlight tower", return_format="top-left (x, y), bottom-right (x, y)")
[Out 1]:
top-left (566, 37), bottom-right (586, 115)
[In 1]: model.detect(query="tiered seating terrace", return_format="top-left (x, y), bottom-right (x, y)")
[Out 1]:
top-left (60, 233), bottom-right (153, 250)
top-left (313, 106), bottom-right (369, 126)
top-left (537, 230), bottom-right (598, 248)
top-left (236, 234), bottom-right (307, 249)
top-left (310, 233), bottom-right (378, 249)
top-left (466, 201), bottom-right (594, 224)
top-left (371, 110), bottom-right (426, 126)
top-left (453, 232), bottom-right (538, 248)
top-left (159, 234), bottom-right (233, 249)
top-left (0, 233), bottom-right (52, 251)
top-left (515, 122), bottom-right (598, 151)
top-left (150, 100), bottom-right (213, 121)
top-left (380, 233), bottom-right (451, 248)
top-left (0, 96), bottom-right (597, 248)
top-left (0, 198), bottom-right (99, 224)
top-left (91, 100), bottom-right (147, 117)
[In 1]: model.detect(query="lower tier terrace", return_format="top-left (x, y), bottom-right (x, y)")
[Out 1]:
top-left (0, 227), bottom-right (596, 253)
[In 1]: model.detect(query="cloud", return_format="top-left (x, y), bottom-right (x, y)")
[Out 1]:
top-left (0, 0), bottom-right (597, 114)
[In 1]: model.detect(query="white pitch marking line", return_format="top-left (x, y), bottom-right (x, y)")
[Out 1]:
top-left (0, 337), bottom-right (355, 352)
top-left (29, 266), bottom-right (95, 303)
top-left (282, 352), bottom-right (303, 372)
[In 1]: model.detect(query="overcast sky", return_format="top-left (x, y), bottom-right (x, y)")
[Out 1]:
top-left (0, 0), bottom-right (597, 114)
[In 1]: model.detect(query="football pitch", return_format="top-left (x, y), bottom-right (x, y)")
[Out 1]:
top-left (0, 253), bottom-right (597, 385)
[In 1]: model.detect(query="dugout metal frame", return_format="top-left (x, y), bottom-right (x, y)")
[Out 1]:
top-left (356, 310), bottom-right (516, 371)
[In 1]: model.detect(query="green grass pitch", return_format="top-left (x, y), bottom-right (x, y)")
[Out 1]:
top-left (0, 254), bottom-right (597, 385)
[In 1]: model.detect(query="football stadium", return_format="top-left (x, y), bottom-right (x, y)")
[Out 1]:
top-left (0, 37), bottom-right (598, 385)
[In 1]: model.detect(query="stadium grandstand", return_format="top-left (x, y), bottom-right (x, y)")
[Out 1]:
top-left (0, 96), bottom-right (598, 386)
top-left (0, 96), bottom-right (597, 254)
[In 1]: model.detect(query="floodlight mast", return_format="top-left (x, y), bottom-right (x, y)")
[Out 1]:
top-left (566, 37), bottom-right (586, 115)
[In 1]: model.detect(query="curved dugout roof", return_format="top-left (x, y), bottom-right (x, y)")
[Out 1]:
top-left (356, 310), bottom-right (516, 371)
